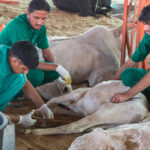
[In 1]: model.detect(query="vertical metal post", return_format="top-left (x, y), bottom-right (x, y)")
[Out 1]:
top-left (121, 0), bottom-right (128, 66)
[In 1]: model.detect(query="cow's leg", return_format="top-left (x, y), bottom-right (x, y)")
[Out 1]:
top-left (26, 99), bottom-right (148, 135)
top-left (25, 111), bottom-right (101, 135)
top-left (52, 106), bottom-right (83, 117)
top-left (27, 104), bottom-right (121, 135)
top-left (47, 88), bottom-right (88, 108)
top-left (90, 0), bottom-right (99, 17)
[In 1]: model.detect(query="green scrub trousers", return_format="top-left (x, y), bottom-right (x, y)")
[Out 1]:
top-left (121, 68), bottom-right (150, 102)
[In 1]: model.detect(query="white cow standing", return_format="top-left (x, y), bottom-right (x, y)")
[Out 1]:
top-left (27, 80), bottom-right (149, 135)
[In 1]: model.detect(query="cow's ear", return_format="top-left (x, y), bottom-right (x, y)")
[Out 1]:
top-left (113, 24), bottom-right (123, 38)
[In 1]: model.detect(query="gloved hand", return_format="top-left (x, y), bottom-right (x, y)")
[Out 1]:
top-left (39, 104), bottom-right (54, 119)
top-left (18, 110), bottom-right (37, 128)
top-left (56, 65), bottom-right (72, 85)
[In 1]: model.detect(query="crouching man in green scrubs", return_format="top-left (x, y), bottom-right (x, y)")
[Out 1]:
top-left (0, 41), bottom-right (54, 128)
top-left (0, 0), bottom-right (71, 98)
top-left (111, 5), bottom-right (150, 103)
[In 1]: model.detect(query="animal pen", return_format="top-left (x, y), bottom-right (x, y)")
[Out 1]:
top-left (1, 0), bottom-right (150, 150)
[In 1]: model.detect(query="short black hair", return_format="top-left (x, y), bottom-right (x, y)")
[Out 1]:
top-left (28, 0), bottom-right (51, 13)
top-left (139, 4), bottom-right (150, 24)
top-left (9, 41), bottom-right (39, 69)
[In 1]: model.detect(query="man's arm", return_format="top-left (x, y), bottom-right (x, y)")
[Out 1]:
top-left (113, 58), bottom-right (136, 80)
top-left (42, 48), bottom-right (55, 63)
top-left (37, 61), bottom-right (57, 71)
top-left (4, 111), bottom-right (37, 128)
top-left (4, 113), bottom-right (20, 124)
top-left (37, 61), bottom-right (72, 85)
top-left (22, 79), bottom-right (54, 119)
top-left (3, 79), bottom-right (53, 127)
top-left (22, 79), bottom-right (45, 107)
top-left (111, 71), bottom-right (150, 103)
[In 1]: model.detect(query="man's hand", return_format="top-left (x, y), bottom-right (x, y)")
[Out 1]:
top-left (18, 110), bottom-right (37, 128)
top-left (111, 93), bottom-right (131, 103)
top-left (56, 65), bottom-right (72, 85)
top-left (39, 104), bottom-right (54, 119)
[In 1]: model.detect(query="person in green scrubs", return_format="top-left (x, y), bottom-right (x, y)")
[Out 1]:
top-left (0, 0), bottom-right (71, 98)
top-left (111, 4), bottom-right (150, 103)
top-left (1, 41), bottom-right (53, 128)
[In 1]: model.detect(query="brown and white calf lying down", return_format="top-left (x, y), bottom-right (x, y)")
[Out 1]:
top-left (69, 121), bottom-right (150, 150)
top-left (27, 80), bottom-right (149, 135)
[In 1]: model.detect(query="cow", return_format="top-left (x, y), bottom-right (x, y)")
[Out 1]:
top-left (69, 121), bottom-right (150, 150)
top-left (48, 25), bottom-right (122, 87)
top-left (26, 80), bottom-right (149, 135)
top-left (52, 0), bottom-right (98, 17)
top-left (37, 25), bottom-right (123, 99)
top-left (52, 0), bottom-right (111, 17)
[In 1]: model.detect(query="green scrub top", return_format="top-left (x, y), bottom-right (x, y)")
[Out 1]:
top-left (131, 33), bottom-right (150, 62)
top-left (0, 13), bottom-right (49, 49)
top-left (0, 45), bottom-right (15, 89)
top-left (0, 45), bottom-right (26, 110)
top-left (121, 33), bottom-right (150, 101)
